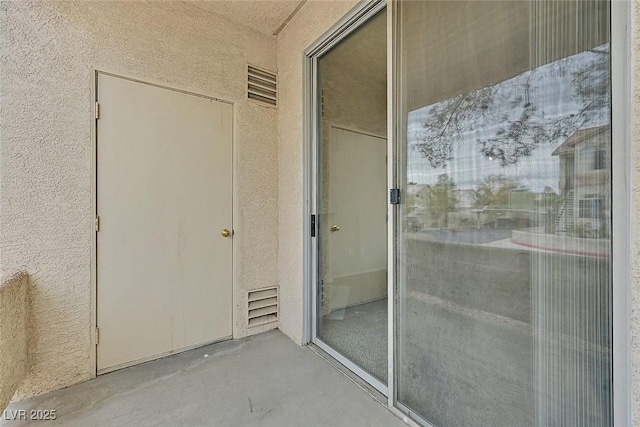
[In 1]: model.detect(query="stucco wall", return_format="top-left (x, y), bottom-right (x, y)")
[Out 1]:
top-left (276, 0), bottom-right (361, 344)
top-left (0, 271), bottom-right (29, 412)
top-left (0, 1), bottom-right (279, 399)
top-left (631, 0), bottom-right (640, 421)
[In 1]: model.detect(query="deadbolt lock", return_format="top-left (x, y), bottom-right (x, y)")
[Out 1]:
top-left (331, 225), bottom-right (340, 232)
top-left (221, 228), bottom-right (232, 238)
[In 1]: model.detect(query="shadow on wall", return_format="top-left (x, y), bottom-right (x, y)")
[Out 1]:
top-left (0, 271), bottom-right (29, 412)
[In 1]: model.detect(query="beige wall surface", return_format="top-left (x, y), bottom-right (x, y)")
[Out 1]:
top-left (276, 0), bottom-right (361, 344)
top-left (1, 1), bottom-right (279, 399)
top-left (0, 271), bottom-right (28, 411)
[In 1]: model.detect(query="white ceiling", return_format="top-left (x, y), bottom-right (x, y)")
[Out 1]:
top-left (183, 0), bottom-right (305, 36)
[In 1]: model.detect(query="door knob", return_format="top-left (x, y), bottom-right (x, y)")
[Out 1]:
top-left (221, 229), bottom-right (232, 238)
top-left (331, 225), bottom-right (340, 232)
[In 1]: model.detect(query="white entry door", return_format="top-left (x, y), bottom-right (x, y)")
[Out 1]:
top-left (96, 74), bottom-right (233, 373)
top-left (324, 127), bottom-right (387, 312)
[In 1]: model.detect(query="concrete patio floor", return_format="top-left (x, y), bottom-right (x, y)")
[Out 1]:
top-left (1, 330), bottom-right (405, 427)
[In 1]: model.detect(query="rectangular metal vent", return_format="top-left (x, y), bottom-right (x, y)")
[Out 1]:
top-left (248, 286), bottom-right (278, 327)
top-left (247, 65), bottom-right (277, 108)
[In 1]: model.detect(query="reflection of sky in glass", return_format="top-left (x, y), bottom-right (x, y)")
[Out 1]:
top-left (407, 46), bottom-right (610, 192)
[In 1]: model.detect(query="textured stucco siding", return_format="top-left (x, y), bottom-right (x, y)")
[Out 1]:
top-left (275, 1), bottom-right (360, 344)
top-left (1, 1), bottom-right (279, 399)
top-left (632, 0), bottom-right (640, 422)
top-left (0, 271), bottom-right (29, 412)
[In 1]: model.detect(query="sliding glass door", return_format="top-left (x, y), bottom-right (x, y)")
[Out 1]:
top-left (312, 6), bottom-right (388, 392)
top-left (306, 1), bottom-right (625, 424)
top-left (396, 1), bottom-right (612, 425)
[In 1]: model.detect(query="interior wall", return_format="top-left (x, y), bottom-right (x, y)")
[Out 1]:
top-left (276, 0), bottom-right (361, 344)
top-left (0, 0), bottom-right (279, 399)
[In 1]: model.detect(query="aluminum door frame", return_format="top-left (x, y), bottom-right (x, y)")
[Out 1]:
top-left (303, 0), bottom-right (391, 399)
top-left (388, 1), bottom-right (632, 426)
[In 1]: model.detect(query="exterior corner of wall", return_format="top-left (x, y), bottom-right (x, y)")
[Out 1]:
top-left (274, 0), bottom-right (362, 350)
top-left (246, 322), bottom-right (279, 338)
top-left (0, 271), bottom-right (30, 411)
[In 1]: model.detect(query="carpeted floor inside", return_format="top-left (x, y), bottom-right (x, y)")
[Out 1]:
top-left (321, 298), bottom-right (388, 382)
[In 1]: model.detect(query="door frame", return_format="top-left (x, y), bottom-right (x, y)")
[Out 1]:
top-left (610, 2), bottom-right (633, 424)
top-left (303, 0), bottom-right (632, 426)
top-left (90, 70), bottom-right (238, 377)
top-left (302, 0), bottom-right (391, 398)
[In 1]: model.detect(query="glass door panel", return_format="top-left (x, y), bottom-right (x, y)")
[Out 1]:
top-left (315, 8), bottom-right (388, 385)
top-left (397, 1), bottom-right (612, 425)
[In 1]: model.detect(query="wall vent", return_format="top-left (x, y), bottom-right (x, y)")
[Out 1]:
top-left (248, 286), bottom-right (278, 327)
top-left (247, 65), bottom-right (278, 108)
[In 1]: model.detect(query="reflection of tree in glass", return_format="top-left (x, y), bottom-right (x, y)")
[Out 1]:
top-left (473, 175), bottom-right (519, 209)
top-left (417, 46), bottom-right (610, 167)
top-left (419, 174), bottom-right (459, 227)
top-left (537, 186), bottom-right (562, 209)
top-left (418, 88), bottom-right (492, 168)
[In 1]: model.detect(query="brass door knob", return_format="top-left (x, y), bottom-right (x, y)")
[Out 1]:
top-left (221, 229), bottom-right (232, 238)
top-left (331, 225), bottom-right (340, 232)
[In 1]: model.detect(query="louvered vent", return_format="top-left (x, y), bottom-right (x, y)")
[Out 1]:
top-left (248, 286), bottom-right (278, 327)
top-left (247, 65), bottom-right (277, 107)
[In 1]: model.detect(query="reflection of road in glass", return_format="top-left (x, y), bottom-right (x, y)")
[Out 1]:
top-left (400, 236), bottom-right (612, 426)
top-left (419, 228), bottom-right (514, 245)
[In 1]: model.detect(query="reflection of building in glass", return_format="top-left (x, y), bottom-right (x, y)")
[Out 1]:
top-left (552, 125), bottom-right (610, 237)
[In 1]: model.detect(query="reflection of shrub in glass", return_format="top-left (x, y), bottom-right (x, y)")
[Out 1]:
top-left (473, 174), bottom-right (519, 209)
top-left (420, 174), bottom-right (458, 228)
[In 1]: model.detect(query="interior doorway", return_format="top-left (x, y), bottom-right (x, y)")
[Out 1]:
top-left (95, 73), bottom-right (234, 374)
top-left (309, 5), bottom-right (388, 394)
